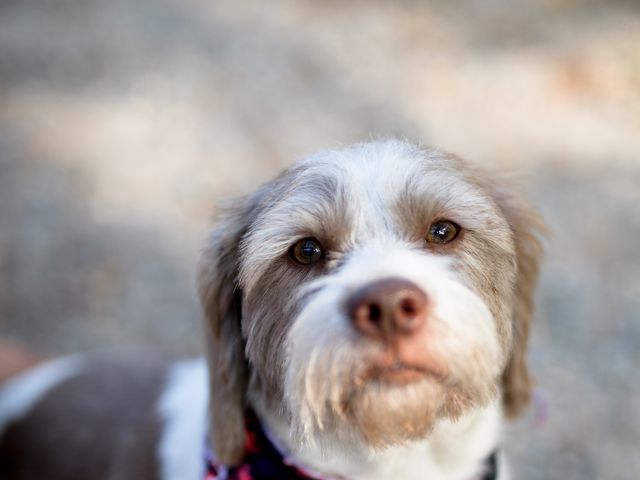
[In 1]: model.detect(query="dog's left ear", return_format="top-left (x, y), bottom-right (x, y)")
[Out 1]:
top-left (197, 191), bottom-right (266, 465)
top-left (483, 174), bottom-right (546, 417)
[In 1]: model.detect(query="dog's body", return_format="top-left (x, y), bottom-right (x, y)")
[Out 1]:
top-left (0, 141), bottom-right (544, 480)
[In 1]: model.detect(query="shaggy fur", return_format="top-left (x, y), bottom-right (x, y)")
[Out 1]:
top-left (198, 140), bottom-right (544, 476)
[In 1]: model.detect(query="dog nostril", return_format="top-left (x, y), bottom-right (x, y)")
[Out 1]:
top-left (368, 303), bottom-right (382, 323)
top-left (399, 298), bottom-right (417, 316)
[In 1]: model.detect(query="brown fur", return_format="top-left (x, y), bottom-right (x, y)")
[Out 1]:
top-left (198, 198), bottom-right (255, 466)
top-left (0, 354), bottom-right (169, 480)
top-left (483, 176), bottom-right (546, 416)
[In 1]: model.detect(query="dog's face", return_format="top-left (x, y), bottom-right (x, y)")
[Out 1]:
top-left (199, 141), bottom-right (544, 464)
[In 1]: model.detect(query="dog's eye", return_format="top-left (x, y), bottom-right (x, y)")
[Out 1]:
top-left (426, 220), bottom-right (460, 245)
top-left (290, 238), bottom-right (324, 265)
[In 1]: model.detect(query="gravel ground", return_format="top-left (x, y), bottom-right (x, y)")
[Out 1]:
top-left (1, 1), bottom-right (639, 478)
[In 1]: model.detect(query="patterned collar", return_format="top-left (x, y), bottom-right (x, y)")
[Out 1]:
top-left (205, 410), bottom-right (498, 480)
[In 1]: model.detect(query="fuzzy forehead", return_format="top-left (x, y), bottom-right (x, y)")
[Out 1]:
top-left (239, 140), bottom-right (511, 292)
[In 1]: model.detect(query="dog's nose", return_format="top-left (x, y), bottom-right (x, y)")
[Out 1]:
top-left (346, 278), bottom-right (427, 341)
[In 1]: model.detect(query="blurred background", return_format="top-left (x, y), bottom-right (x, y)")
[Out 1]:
top-left (0, 0), bottom-right (639, 478)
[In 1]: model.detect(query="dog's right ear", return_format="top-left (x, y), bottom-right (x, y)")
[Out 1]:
top-left (197, 193), bottom-right (263, 466)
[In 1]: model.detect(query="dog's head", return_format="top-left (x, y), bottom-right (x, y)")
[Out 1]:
top-left (198, 141), bottom-right (544, 464)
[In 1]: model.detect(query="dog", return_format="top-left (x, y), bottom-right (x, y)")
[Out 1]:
top-left (0, 140), bottom-right (544, 479)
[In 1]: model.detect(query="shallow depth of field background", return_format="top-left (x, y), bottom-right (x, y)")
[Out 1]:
top-left (1, 1), bottom-right (639, 478)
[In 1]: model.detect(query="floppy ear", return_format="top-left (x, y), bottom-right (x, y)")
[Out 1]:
top-left (486, 175), bottom-right (546, 417)
top-left (197, 195), bottom-right (261, 465)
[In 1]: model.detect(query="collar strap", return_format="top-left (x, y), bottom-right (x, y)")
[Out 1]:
top-left (205, 410), bottom-right (499, 480)
top-left (205, 410), bottom-right (320, 480)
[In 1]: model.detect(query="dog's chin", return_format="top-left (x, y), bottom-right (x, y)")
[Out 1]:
top-left (340, 373), bottom-right (449, 448)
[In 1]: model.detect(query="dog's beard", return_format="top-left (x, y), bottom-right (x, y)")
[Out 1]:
top-left (347, 376), bottom-right (446, 447)
top-left (285, 330), bottom-right (499, 448)
top-left (285, 337), bottom-right (496, 449)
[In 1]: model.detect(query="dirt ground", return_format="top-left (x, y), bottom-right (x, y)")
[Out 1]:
top-left (1, 1), bottom-right (639, 478)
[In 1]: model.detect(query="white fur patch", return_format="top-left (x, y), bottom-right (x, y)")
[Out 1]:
top-left (0, 356), bottom-right (84, 437)
top-left (157, 358), bottom-right (209, 480)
